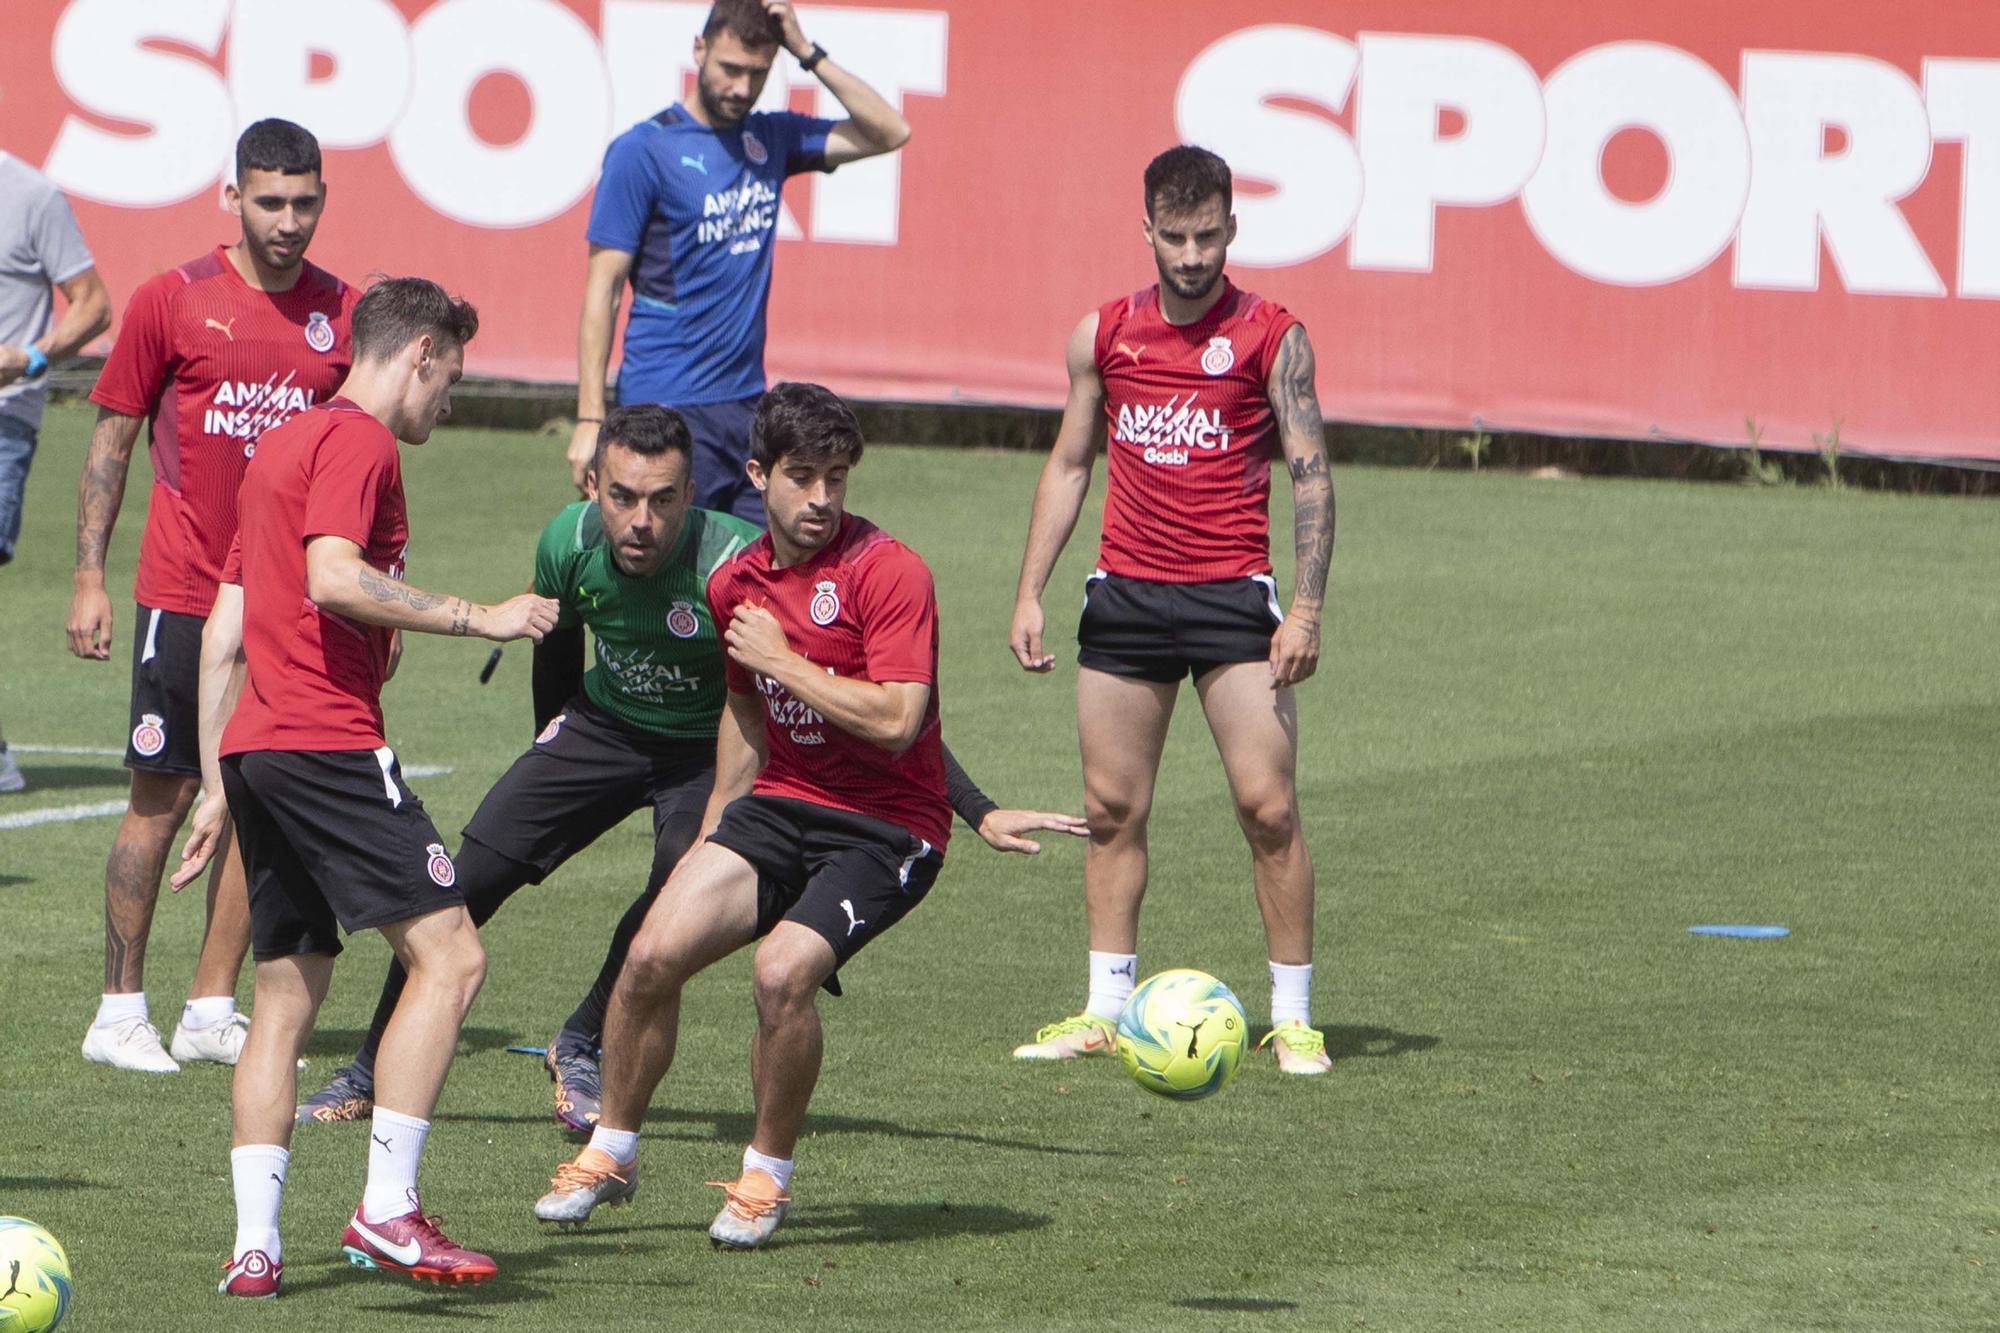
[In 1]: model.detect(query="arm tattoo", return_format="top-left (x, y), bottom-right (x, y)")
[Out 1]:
top-left (449, 599), bottom-right (471, 636)
top-left (358, 564), bottom-right (449, 612)
top-left (1273, 325), bottom-right (1334, 605)
top-left (76, 448), bottom-right (130, 572)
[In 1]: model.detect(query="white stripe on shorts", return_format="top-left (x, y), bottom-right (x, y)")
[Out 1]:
top-left (372, 746), bottom-right (402, 808)
top-left (1250, 572), bottom-right (1284, 623)
top-left (140, 608), bottom-right (162, 663)
top-left (897, 839), bottom-right (932, 888)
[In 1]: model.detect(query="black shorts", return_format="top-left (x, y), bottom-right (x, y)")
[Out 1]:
top-left (125, 603), bottom-right (204, 776)
top-left (1075, 571), bottom-right (1284, 683)
top-left (221, 748), bottom-right (466, 961)
top-left (461, 695), bottom-right (713, 880)
top-left (706, 795), bottom-right (944, 971)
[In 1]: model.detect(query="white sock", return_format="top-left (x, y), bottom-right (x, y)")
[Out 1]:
top-left (182, 995), bottom-right (236, 1029)
top-left (1084, 951), bottom-right (1138, 1020)
top-left (95, 992), bottom-right (147, 1027)
top-left (743, 1146), bottom-right (793, 1193)
top-left (361, 1108), bottom-right (430, 1223)
top-left (230, 1144), bottom-right (289, 1263)
top-left (586, 1126), bottom-right (639, 1166)
top-left (1270, 961), bottom-right (1313, 1027)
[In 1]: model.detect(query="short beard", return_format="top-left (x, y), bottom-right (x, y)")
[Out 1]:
top-left (697, 78), bottom-right (749, 127)
top-left (1157, 259), bottom-right (1220, 302)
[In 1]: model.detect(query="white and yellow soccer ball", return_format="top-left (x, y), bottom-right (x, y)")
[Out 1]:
top-left (1115, 969), bottom-right (1249, 1100)
top-left (0, 1217), bottom-right (72, 1332)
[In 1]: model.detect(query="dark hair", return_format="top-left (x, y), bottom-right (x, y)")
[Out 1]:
top-left (351, 277), bottom-right (479, 363)
top-left (1144, 145), bottom-right (1232, 219)
top-left (594, 404), bottom-right (692, 473)
top-left (236, 118), bottom-right (321, 180)
top-left (701, 0), bottom-right (781, 47)
top-left (750, 382), bottom-right (864, 470)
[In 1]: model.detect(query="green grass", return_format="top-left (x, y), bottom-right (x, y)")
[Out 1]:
top-left (2, 402), bottom-right (1998, 1330)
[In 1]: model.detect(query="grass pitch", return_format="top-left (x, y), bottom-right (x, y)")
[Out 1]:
top-left (1, 403), bottom-right (1996, 1330)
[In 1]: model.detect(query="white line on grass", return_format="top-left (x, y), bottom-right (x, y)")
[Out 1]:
top-left (11, 744), bottom-right (123, 757)
top-left (0, 800), bottom-right (130, 830)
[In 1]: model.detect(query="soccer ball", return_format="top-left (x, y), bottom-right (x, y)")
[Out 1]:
top-left (1115, 969), bottom-right (1249, 1100)
top-left (0, 1218), bottom-right (72, 1332)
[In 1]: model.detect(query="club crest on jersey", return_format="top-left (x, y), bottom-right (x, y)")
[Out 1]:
top-left (809, 580), bottom-right (840, 626)
top-left (535, 714), bottom-right (565, 745)
top-left (1201, 335), bottom-right (1235, 376)
top-left (666, 600), bottom-right (701, 639)
top-left (742, 130), bottom-right (768, 165)
top-left (131, 713), bottom-right (167, 758)
top-left (305, 311), bottom-right (335, 353)
top-left (425, 842), bottom-right (456, 888)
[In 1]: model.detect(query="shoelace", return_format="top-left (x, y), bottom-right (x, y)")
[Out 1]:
top-left (705, 1175), bottom-right (790, 1221)
top-left (1033, 1015), bottom-right (1110, 1043)
top-left (1258, 1023), bottom-right (1324, 1054)
top-left (550, 1157), bottom-right (628, 1193)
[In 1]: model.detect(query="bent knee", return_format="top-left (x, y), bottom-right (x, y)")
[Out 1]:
top-left (751, 950), bottom-right (826, 1016)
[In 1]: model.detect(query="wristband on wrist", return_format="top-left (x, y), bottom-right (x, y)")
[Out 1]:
top-left (576, 415), bottom-right (603, 423)
top-left (22, 346), bottom-right (49, 379)
top-left (799, 43), bottom-right (828, 72)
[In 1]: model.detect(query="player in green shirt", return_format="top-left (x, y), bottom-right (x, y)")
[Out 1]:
top-left (298, 405), bottom-right (1082, 1128)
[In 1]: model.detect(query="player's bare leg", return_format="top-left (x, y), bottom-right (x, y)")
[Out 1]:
top-left (222, 949), bottom-right (333, 1295)
top-left (538, 842), bottom-right (757, 1226)
top-left (701, 921), bottom-right (834, 1249)
top-left (339, 905), bottom-right (498, 1284)
top-left (1015, 667), bottom-right (1178, 1060)
top-left (83, 769), bottom-right (197, 1072)
top-left (372, 907), bottom-right (487, 1121)
top-left (172, 834), bottom-right (254, 1065)
top-left (1193, 660), bottom-right (1328, 1074)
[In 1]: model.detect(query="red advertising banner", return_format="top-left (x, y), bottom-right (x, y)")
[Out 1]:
top-left (3, 1), bottom-right (1996, 460)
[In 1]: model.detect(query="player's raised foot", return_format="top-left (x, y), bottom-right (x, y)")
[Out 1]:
top-left (544, 1034), bottom-right (603, 1132)
top-left (81, 1015), bottom-right (180, 1072)
top-left (705, 1169), bottom-right (790, 1250)
top-left (1012, 1013), bottom-right (1116, 1061)
top-left (1259, 1020), bottom-right (1333, 1076)
top-left (534, 1147), bottom-right (637, 1226)
top-left (296, 1065), bottom-right (375, 1124)
top-left (341, 1199), bottom-right (497, 1285)
top-left (170, 1012), bottom-right (250, 1065)
top-left (0, 748), bottom-right (24, 793)
top-left (217, 1249), bottom-right (281, 1298)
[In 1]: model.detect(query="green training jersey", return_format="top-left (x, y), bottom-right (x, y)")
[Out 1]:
top-left (533, 502), bottom-right (760, 738)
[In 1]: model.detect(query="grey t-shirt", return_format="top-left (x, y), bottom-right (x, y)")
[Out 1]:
top-left (0, 153), bottom-right (95, 430)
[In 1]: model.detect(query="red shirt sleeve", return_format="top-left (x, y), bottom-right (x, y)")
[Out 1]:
top-left (302, 418), bottom-right (398, 548)
top-left (854, 545), bottom-right (936, 686)
top-left (707, 566), bottom-right (754, 694)
top-left (89, 276), bottom-right (176, 418)
top-left (220, 534), bottom-right (243, 585)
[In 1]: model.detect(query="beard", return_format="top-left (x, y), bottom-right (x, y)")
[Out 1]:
top-left (697, 77), bottom-right (750, 127)
top-left (1157, 257), bottom-right (1221, 302)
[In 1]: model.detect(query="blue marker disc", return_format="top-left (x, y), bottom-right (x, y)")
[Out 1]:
top-left (1688, 924), bottom-right (1789, 939)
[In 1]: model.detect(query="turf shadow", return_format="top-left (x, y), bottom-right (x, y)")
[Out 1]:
top-left (5, 764), bottom-right (127, 792)
top-left (1247, 1023), bottom-right (1440, 1061)
top-left (305, 1025), bottom-right (515, 1059)
top-left (0, 875), bottom-right (27, 888)
top-left (344, 1243), bottom-right (575, 1312)
top-left (0, 1175), bottom-right (110, 1192)
top-left (759, 1199), bottom-right (1052, 1249)
top-left (1176, 1296), bottom-right (1299, 1313)
top-left (436, 1105), bottom-right (1120, 1158)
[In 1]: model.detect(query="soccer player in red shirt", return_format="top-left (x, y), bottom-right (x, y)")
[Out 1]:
top-left (1009, 146), bottom-right (1338, 1075)
top-left (66, 119), bottom-right (359, 1073)
top-left (536, 383), bottom-right (948, 1248)
top-left (174, 277), bottom-right (558, 1297)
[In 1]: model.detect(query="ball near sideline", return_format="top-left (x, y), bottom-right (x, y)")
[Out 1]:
top-left (1115, 969), bottom-right (1249, 1100)
top-left (0, 1217), bottom-right (73, 1332)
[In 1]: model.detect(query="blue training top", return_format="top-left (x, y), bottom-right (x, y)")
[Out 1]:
top-left (587, 105), bottom-right (837, 408)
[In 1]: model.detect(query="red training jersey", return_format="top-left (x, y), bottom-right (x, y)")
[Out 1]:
top-left (706, 515), bottom-right (951, 851)
top-left (90, 245), bottom-right (356, 616)
top-left (1093, 280), bottom-right (1299, 583)
top-left (221, 401), bottom-right (408, 756)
